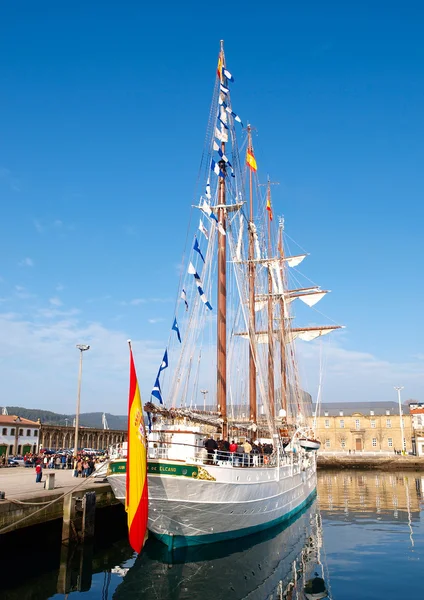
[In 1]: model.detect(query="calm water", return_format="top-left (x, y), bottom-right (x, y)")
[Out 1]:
top-left (1, 470), bottom-right (423, 599)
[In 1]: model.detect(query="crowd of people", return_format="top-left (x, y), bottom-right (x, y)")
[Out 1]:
top-left (203, 437), bottom-right (274, 466)
top-left (0, 450), bottom-right (108, 483)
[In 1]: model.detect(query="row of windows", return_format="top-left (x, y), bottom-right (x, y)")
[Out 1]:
top-left (324, 438), bottom-right (406, 448)
top-left (324, 409), bottom-right (393, 417)
top-left (1, 428), bottom-right (38, 436)
top-left (324, 418), bottom-right (404, 429)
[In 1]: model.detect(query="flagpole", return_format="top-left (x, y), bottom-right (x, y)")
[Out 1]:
top-left (217, 40), bottom-right (228, 439)
top-left (247, 124), bottom-right (257, 428)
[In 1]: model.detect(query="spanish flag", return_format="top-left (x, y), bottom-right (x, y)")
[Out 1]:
top-left (217, 56), bottom-right (222, 79)
top-left (246, 148), bottom-right (257, 172)
top-left (266, 196), bottom-right (273, 221)
top-left (126, 342), bottom-right (148, 553)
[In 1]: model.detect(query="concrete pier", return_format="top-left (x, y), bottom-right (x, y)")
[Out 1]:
top-left (0, 468), bottom-right (118, 534)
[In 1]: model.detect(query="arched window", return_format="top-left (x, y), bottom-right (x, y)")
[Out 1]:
top-left (26, 429), bottom-right (31, 436)
top-left (10, 428), bottom-right (15, 435)
top-left (19, 429), bottom-right (24, 436)
top-left (2, 428), bottom-right (7, 435)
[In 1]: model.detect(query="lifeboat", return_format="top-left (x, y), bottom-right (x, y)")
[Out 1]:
top-left (299, 438), bottom-right (321, 452)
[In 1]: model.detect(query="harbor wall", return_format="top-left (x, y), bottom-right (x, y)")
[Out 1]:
top-left (0, 482), bottom-right (118, 534)
top-left (318, 454), bottom-right (424, 470)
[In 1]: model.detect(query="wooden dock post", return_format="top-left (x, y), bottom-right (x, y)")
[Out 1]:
top-left (81, 491), bottom-right (96, 540)
top-left (62, 491), bottom-right (96, 544)
top-left (57, 542), bottom-right (93, 594)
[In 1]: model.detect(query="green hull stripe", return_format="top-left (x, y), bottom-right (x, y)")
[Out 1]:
top-left (151, 488), bottom-right (317, 550)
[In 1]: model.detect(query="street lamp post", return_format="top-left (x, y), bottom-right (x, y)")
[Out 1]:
top-left (394, 386), bottom-right (405, 454)
top-left (201, 389), bottom-right (208, 411)
top-left (74, 345), bottom-right (90, 457)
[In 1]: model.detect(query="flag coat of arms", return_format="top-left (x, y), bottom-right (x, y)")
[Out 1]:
top-left (126, 343), bottom-right (148, 553)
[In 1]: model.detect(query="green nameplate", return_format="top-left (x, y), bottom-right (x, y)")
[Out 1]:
top-left (148, 462), bottom-right (199, 477)
top-left (108, 460), bottom-right (199, 478)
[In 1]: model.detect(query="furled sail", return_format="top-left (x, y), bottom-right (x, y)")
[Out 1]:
top-left (289, 326), bottom-right (343, 341)
top-left (236, 325), bottom-right (343, 344)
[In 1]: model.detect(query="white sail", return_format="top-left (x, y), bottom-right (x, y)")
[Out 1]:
top-left (249, 222), bottom-right (261, 259)
top-left (235, 213), bottom-right (244, 261)
top-left (254, 300), bottom-right (267, 312)
top-left (237, 325), bottom-right (342, 344)
top-left (289, 326), bottom-right (340, 342)
top-left (297, 291), bottom-right (328, 307)
top-left (285, 254), bottom-right (307, 267)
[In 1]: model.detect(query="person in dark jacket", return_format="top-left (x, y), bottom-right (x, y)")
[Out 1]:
top-left (204, 437), bottom-right (218, 465)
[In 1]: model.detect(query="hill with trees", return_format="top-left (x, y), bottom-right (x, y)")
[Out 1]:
top-left (2, 406), bottom-right (127, 430)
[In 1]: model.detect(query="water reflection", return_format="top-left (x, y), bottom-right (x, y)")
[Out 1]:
top-left (4, 471), bottom-right (424, 600)
top-left (113, 499), bottom-right (328, 600)
top-left (0, 504), bottom-right (134, 600)
top-left (318, 471), bottom-right (423, 524)
top-left (319, 471), bottom-right (424, 600)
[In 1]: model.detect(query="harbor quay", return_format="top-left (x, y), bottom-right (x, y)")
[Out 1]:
top-left (0, 467), bottom-right (119, 537)
top-left (317, 453), bottom-right (424, 470)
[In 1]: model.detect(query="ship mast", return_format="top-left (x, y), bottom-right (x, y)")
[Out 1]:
top-left (217, 40), bottom-right (228, 439)
top-left (247, 125), bottom-right (257, 427)
top-left (266, 180), bottom-right (276, 422)
top-left (278, 220), bottom-right (287, 416)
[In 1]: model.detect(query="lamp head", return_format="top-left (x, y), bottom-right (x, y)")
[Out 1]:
top-left (76, 344), bottom-right (90, 352)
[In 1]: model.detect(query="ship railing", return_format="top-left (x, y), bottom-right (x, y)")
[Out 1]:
top-left (147, 441), bottom-right (297, 469)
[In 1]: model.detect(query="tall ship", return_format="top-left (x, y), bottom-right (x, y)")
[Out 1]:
top-left (107, 41), bottom-right (341, 550)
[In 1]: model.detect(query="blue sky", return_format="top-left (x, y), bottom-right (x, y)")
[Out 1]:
top-left (0, 1), bottom-right (423, 414)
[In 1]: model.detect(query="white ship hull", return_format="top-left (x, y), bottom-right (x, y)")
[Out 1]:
top-left (107, 455), bottom-right (317, 549)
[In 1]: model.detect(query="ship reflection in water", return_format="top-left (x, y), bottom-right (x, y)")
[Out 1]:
top-left (113, 499), bottom-right (327, 600)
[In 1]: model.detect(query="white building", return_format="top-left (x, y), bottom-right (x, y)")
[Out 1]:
top-left (409, 404), bottom-right (424, 430)
top-left (0, 415), bottom-right (40, 456)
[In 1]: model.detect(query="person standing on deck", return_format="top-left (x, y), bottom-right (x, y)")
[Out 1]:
top-left (204, 437), bottom-right (218, 465)
top-left (243, 439), bottom-right (252, 467)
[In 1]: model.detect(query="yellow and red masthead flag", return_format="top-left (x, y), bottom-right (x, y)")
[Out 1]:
top-left (217, 56), bottom-right (222, 79)
top-left (266, 195), bottom-right (273, 221)
top-left (126, 342), bottom-right (148, 554)
top-left (246, 148), bottom-right (257, 172)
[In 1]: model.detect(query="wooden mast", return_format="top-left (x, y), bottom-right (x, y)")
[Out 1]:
top-left (217, 40), bottom-right (228, 439)
top-left (266, 181), bottom-right (275, 422)
top-left (278, 220), bottom-right (287, 416)
top-left (247, 125), bottom-right (257, 427)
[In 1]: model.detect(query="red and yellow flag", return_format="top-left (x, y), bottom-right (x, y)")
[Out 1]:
top-left (217, 56), bottom-right (222, 79)
top-left (246, 148), bottom-right (257, 172)
top-left (126, 343), bottom-right (148, 554)
top-left (266, 195), bottom-right (273, 221)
